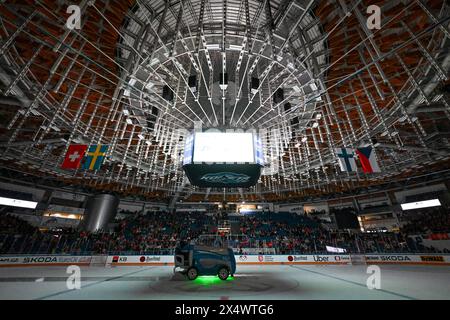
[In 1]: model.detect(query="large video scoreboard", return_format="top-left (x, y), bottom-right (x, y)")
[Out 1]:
top-left (182, 131), bottom-right (264, 188)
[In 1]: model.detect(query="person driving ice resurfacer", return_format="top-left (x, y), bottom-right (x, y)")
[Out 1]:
top-left (174, 239), bottom-right (236, 281)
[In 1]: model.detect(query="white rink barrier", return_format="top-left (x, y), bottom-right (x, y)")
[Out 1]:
top-left (0, 255), bottom-right (92, 267)
top-left (106, 254), bottom-right (351, 266)
top-left (364, 254), bottom-right (450, 265)
top-left (100, 254), bottom-right (450, 266)
top-left (107, 255), bottom-right (174, 265)
top-left (234, 254), bottom-right (351, 265)
top-left (1, 254), bottom-right (449, 267)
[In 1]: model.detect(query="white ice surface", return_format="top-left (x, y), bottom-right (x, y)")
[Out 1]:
top-left (0, 265), bottom-right (449, 300)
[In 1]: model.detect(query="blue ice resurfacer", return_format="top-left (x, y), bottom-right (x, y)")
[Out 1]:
top-left (174, 243), bottom-right (236, 280)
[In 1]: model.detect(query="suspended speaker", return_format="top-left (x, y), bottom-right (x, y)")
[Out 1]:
top-left (219, 73), bottom-right (228, 90)
top-left (274, 88), bottom-right (284, 104)
top-left (162, 85), bottom-right (174, 102)
top-left (284, 102), bottom-right (291, 112)
top-left (251, 77), bottom-right (259, 94)
top-left (188, 75), bottom-right (197, 92)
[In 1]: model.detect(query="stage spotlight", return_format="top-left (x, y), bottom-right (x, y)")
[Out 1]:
top-left (219, 73), bottom-right (228, 90)
top-left (251, 77), bottom-right (259, 94)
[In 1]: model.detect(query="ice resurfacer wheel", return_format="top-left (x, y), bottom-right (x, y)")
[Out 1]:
top-left (187, 267), bottom-right (198, 280)
top-left (218, 267), bottom-right (229, 280)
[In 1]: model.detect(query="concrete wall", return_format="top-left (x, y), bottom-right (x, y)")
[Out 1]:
top-left (0, 182), bottom-right (46, 202)
top-left (304, 202), bottom-right (329, 213)
top-left (394, 183), bottom-right (448, 204)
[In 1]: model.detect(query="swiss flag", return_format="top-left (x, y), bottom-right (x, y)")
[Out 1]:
top-left (61, 144), bottom-right (88, 169)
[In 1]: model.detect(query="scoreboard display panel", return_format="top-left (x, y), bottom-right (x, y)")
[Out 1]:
top-left (182, 131), bottom-right (263, 188)
top-left (192, 132), bottom-right (255, 163)
top-left (254, 135), bottom-right (263, 165)
top-left (183, 134), bottom-right (194, 166)
top-left (183, 164), bottom-right (262, 188)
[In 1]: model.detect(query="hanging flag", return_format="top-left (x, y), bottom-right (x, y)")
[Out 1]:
top-left (81, 145), bottom-right (108, 170)
top-left (61, 144), bottom-right (88, 169)
top-left (336, 148), bottom-right (357, 172)
top-left (356, 146), bottom-right (381, 173)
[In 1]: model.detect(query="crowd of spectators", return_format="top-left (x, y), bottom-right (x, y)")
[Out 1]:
top-left (0, 211), bottom-right (213, 255)
top-left (236, 213), bottom-right (328, 253)
top-left (399, 207), bottom-right (450, 235)
top-left (235, 212), bottom-right (415, 254)
top-left (1, 206), bottom-right (449, 255)
top-left (0, 214), bottom-right (39, 235)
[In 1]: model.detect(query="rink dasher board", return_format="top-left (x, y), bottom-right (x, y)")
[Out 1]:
top-left (1, 254), bottom-right (450, 267)
top-left (0, 255), bottom-right (92, 267)
top-left (364, 254), bottom-right (450, 265)
top-left (106, 254), bottom-right (351, 266)
top-left (107, 254), bottom-right (450, 266)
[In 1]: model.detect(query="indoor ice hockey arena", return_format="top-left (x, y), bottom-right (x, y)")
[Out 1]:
top-left (0, 0), bottom-right (450, 301)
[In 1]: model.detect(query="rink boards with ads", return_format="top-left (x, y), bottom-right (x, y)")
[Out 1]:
top-left (0, 255), bottom-right (92, 267)
top-left (1, 254), bottom-right (450, 267)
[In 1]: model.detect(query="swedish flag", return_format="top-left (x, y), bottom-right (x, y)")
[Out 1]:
top-left (81, 145), bottom-right (108, 170)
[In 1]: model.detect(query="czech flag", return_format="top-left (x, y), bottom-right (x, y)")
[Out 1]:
top-left (356, 146), bottom-right (381, 173)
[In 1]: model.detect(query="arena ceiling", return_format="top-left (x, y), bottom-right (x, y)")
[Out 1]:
top-left (0, 0), bottom-right (449, 203)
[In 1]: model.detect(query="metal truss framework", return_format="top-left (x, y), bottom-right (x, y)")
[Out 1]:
top-left (0, 0), bottom-right (449, 203)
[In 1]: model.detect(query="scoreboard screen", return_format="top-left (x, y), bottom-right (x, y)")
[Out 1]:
top-left (192, 132), bottom-right (255, 164)
top-left (254, 135), bottom-right (263, 165)
top-left (182, 131), bottom-right (264, 188)
top-left (183, 134), bottom-right (194, 166)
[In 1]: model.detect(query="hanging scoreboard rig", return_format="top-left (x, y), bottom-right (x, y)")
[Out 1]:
top-left (182, 131), bottom-right (264, 188)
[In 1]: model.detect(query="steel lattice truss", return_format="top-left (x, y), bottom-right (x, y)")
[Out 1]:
top-left (0, 0), bottom-right (449, 202)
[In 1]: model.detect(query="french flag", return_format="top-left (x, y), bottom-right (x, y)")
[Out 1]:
top-left (356, 146), bottom-right (381, 173)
